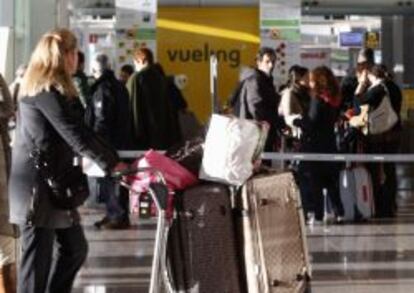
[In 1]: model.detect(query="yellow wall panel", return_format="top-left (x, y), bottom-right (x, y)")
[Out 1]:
top-left (158, 7), bottom-right (259, 122)
top-left (402, 88), bottom-right (414, 120)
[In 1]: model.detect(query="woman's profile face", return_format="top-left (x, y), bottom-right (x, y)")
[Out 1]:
top-left (65, 49), bottom-right (79, 75)
top-left (309, 74), bottom-right (316, 90)
top-left (299, 73), bottom-right (310, 88)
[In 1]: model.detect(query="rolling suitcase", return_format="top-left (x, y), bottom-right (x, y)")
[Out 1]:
top-left (339, 168), bottom-right (357, 221)
top-left (166, 182), bottom-right (243, 293)
top-left (339, 165), bottom-right (374, 221)
top-left (353, 166), bottom-right (375, 219)
top-left (239, 172), bottom-right (311, 293)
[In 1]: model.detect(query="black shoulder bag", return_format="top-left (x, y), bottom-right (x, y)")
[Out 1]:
top-left (29, 147), bottom-right (89, 210)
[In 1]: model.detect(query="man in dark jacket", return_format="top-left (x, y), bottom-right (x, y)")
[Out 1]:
top-left (127, 48), bottom-right (180, 149)
top-left (87, 53), bottom-right (131, 229)
top-left (73, 51), bottom-right (91, 109)
top-left (233, 47), bottom-right (282, 151)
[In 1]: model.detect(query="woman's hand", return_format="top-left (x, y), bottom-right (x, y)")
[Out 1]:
top-left (355, 69), bottom-right (370, 96)
top-left (111, 161), bottom-right (129, 177)
top-left (345, 108), bottom-right (356, 120)
top-left (357, 69), bottom-right (368, 84)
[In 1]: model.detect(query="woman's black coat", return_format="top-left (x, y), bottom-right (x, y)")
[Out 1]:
top-left (9, 89), bottom-right (118, 228)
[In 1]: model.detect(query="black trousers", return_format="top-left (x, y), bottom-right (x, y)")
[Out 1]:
top-left (301, 161), bottom-right (344, 221)
top-left (364, 130), bottom-right (400, 217)
top-left (18, 224), bottom-right (88, 293)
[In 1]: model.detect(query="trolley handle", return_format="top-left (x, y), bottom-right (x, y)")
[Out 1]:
top-left (112, 167), bottom-right (167, 185)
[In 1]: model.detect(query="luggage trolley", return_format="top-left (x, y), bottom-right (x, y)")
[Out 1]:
top-left (113, 167), bottom-right (174, 293)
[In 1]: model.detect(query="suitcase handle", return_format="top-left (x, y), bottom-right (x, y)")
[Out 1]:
top-left (270, 274), bottom-right (310, 288)
top-left (259, 198), bottom-right (269, 206)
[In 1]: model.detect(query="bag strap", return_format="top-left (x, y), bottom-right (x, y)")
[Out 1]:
top-left (17, 110), bottom-right (47, 225)
top-left (17, 104), bottom-right (57, 183)
top-left (16, 106), bottom-right (40, 161)
top-left (379, 82), bottom-right (396, 114)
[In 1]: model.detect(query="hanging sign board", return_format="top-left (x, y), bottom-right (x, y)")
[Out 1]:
top-left (365, 31), bottom-right (380, 49)
top-left (260, 0), bottom-right (301, 88)
top-left (115, 0), bottom-right (157, 71)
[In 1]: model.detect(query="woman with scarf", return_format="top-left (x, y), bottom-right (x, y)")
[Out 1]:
top-left (278, 65), bottom-right (311, 147)
top-left (294, 66), bottom-right (344, 224)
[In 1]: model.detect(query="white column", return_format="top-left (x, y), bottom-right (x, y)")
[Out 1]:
top-left (0, 0), bottom-right (14, 81)
top-left (0, 0), bottom-right (13, 26)
top-left (29, 0), bottom-right (57, 51)
top-left (56, 0), bottom-right (71, 28)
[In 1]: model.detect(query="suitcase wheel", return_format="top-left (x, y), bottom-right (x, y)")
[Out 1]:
top-left (181, 210), bottom-right (195, 220)
top-left (270, 279), bottom-right (280, 287)
top-left (296, 273), bottom-right (311, 282)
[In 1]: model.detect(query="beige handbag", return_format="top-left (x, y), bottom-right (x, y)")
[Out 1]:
top-left (349, 83), bottom-right (398, 135)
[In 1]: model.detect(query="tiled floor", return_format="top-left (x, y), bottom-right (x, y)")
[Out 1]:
top-left (73, 194), bottom-right (414, 293)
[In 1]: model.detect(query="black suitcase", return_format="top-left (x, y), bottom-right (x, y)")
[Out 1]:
top-left (166, 182), bottom-right (244, 293)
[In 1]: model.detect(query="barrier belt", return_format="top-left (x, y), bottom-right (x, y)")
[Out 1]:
top-left (118, 151), bottom-right (414, 163)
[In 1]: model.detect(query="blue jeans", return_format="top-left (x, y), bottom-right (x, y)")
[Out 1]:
top-left (98, 177), bottom-right (126, 221)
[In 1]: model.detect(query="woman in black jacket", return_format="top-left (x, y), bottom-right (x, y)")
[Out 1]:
top-left (8, 28), bottom-right (125, 293)
top-left (356, 65), bottom-right (401, 217)
top-left (295, 66), bottom-right (344, 223)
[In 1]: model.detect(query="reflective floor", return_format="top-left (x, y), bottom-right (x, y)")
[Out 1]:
top-left (73, 192), bottom-right (414, 293)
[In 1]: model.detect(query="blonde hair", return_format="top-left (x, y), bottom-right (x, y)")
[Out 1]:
top-left (20, 28), bottom-right (78, 99)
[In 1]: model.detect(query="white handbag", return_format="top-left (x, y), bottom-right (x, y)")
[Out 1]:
top-left (199, 114), bottom-right (268, 186)
top-left (368, 84), bottom-right (398, 135)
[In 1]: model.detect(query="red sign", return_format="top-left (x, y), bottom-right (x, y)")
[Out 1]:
top-left (89, 34), bottom-right (98, 44)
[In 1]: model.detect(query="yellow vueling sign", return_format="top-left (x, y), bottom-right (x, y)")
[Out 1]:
top-left (158, 7), bottom-right (259, 122)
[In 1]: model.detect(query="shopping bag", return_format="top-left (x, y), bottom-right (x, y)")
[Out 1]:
top-left (199, 114), bottom-right (268, 186)
top-left (129, 150), bottom-right (198, 192)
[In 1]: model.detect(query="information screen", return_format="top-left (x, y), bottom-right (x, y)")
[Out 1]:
top-left (339, 32), bottom-right (364, 47)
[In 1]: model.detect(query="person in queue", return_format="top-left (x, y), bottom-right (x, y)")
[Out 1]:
top-left (278, 65), bottom-right (311, 141)
top-left (8, 28), bottom-right (126, 293)
top-left (294, 66), bottom-right (344, 224)
top-left (354, 65), bottom-right (402, 217)
top-left (87, 53), bottom-right (131, 229)
top-left (232, 47), bottom-right (282, 152)
top-left (127, 47), bottom-right (180, 149)
top-left (118, 64), bottom-right (134, 85)
top-left (72, 51), bottom-right (91, 109)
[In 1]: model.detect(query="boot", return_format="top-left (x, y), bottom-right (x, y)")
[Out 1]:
top-left (0, 263), bottom-right (17, 293)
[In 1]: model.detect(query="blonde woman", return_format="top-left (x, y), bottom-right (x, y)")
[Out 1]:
top-left (8, 28), bottom-right (125, 293)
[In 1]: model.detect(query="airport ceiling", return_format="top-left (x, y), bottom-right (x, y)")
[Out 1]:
top-left (70, 0), bottom-right (414, 15)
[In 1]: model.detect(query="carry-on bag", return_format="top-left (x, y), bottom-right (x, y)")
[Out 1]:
top-left (339, 165), bottom-right (374, 221)
top-left (353, 166), bottom-right (375, 219)
top-left (130, 150), bottom-right (198, 192)
top-left (339, 168), bottom-right (357, 221)
top-left (238, 172), bottom-right (311, 293)
top-left (166, 182), bottom-right (243, 293)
